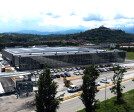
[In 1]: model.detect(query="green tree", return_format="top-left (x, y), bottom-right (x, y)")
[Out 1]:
top-left (110, 65), bottom-right (126, 104)
top-left (35, 68), bottom-right (64, 112)
top-left (80, 65), bottom-right (100, 112)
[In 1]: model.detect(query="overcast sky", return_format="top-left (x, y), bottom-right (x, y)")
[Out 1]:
top-left (0, 0), bottom-right (134, 32)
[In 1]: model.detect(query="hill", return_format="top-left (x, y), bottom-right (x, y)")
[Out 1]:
top-left (10, 29), bottom-right (85, 35)
top-left (69, 26), bottom-right (134, 43)
top-left (0, 26), bottom-right (134, 50)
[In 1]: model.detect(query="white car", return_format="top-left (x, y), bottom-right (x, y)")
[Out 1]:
top-left (67, 85), bottom-right (80, 93)
top-left (74, 71), bottom-right (80, 75)
top-left (96, 82), bottom-right (101, 86)
top-left (100, 79), bottom-right (110, 84)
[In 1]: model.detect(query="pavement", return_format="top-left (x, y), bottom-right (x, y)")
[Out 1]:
top-left (0, 56), bottom-right (134, 112)
top-left (0, 71), bottom-right (133, 112)
top-left (0, 77), bottom-right (15, 94)
top-left (57, 80), bottom-right (134, 112)
top-left (56, 69), bottom-right (134, 98)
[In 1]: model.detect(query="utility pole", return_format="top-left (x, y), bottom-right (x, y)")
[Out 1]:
top-left (105, 76), bottom-right (107, 111)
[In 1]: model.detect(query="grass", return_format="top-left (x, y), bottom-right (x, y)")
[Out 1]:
top-left (0, 35), bottom-right (3, 37)
top-left (77, 89), bottom-right (134, 112)
top-left (126, 52), bottom-right (134, 59)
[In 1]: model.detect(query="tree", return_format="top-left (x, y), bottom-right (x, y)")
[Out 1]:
top-left (80, 65), bottom-right (100, 112)
top-left (110, 65), bottom-right (126, 104)
top-left (35, 68), bottom-right (64, 112)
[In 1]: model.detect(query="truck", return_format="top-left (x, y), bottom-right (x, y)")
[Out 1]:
top-left (67, 85), bottom-right (80, 93)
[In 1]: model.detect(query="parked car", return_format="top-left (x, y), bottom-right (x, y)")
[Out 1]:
top-left (124, 66), bottom-right (131, 69)
top-left (105, 67), bottom-right (110, 71)
top-left (54, 70), bottom-right (58, 73)
top-left (50, 70), bottom-right (54, 74)
top-left (74, 71), bottom-right (80, 75)
top-left (76, 67), bottom-right (80, 70)
top-left (100, 79), bottom-right (109, 84)
top-left (103, 68), bottom-right (107, 72)
top-left (79, 71), bottom-right (83, 75)
top-left (55, 74), bottom-right (60, 78)
top-left (80, 67), bottom-right (85, 70)
top-left (60, 74), bottom-right (66, 77)
top-left (67, 85), bottom-right (80, 93)
top-left (57, 69), bottom-right (61, 72)
top-left (61, 68), bottom-right (65, 72)
top-left (98, 68), bottom-right (104, 72)
top-left (64, 72), bottom-right (71, 77)
top-left (68, 68), bottom-right (73, 71)
top-left (72, 67), bottom-right (77, 71)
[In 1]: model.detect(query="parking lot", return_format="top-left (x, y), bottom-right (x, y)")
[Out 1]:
top-left (30, 63), bottom-right (133, 96)
top-left (0, 54), bottom-right (133, 97)
top-left (0, 57), bottom-right (134, 112)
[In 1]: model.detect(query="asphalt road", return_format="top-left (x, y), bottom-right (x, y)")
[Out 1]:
top-left (58, 80), bottom-right (134, 112)
top-left (56, 69), bottom-right (134, 97)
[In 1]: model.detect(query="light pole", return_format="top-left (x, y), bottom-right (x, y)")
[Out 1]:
top-left (34, 72), bottom-right (37, 82)
top-left (105, 76), bottom-right (107, 110)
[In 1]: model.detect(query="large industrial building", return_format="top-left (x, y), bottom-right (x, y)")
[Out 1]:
top-left (2, 47), bottom-right (126, 71)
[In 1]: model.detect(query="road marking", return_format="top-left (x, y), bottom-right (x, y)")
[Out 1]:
top-left (60, 75), bottom-right (82, 81)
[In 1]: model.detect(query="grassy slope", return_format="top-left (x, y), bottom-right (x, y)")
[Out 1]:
top-left (126, 52), bottom-right (134, 59)
top-left (77, 89), bottom-right (134, 112)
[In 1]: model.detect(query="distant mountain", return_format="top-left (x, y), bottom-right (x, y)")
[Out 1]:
top-left (16, 30), bottom-right (52, 35)
top-left (70, 26), bottom-right (134, 43)
top-left (5, 26), bottom-right (134, 35)
top-left (2, 26), bottom-right (134, 44)
top-left (15, 29), bottom-right (85, 35)
top-left (121, 27), bottom-right (134, 34)
top-left (55, 29), bottom-right (85, 34)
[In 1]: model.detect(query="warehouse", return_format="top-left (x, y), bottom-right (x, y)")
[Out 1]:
top-left (2, 47), bottom-right (126, 71)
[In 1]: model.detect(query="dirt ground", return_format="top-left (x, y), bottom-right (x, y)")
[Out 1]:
top-left (0, 93), bottom-right (36, 112)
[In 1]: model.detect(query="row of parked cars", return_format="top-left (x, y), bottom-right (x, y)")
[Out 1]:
top-left (97, 65), bottom-right (131, 73)
top-left (50, 67), bottom-right (82, 74)
top-left (97, 67), bottom-right (111, 72)
top-left (52, 72), bottom-right (71, 79)
top-left (73, 71), bottom-right (83, 75)
top-left (52, 70), bottom-right (84, 79)
top-left (50, 63), bottom-right (129, 75)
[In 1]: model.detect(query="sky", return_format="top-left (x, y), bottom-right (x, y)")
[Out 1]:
top-left (0, 0), bottom-right (134, 32)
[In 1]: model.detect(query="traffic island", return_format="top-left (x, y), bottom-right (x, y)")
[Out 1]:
top-left (60, 75), bottom-right (82, 81)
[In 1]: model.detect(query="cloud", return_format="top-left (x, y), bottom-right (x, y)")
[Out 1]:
top-left (46, 12), bottom-right (53, 16)
top-left (83, 14), bottom-right (104, 21)
top-left (70, 12), bottom-right (76, 16)
top-left (1, 18), bottom-right (8, 23)
top-left (0, 17), bottom-right (45, 32)
top-left (44, 12), bottom-right (61, 18)
top-left (52, 15), bottom-right (61, 18)
top-left (0, 0), bottom-right (134, 32)
top-left (114, 13), bottom-right (134, 20)
top-left (114, 13), bottom-right (129, 19)
top-left (16, 19), bottom-right (22, 23)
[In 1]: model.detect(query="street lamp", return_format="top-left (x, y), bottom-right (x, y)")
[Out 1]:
top-left (105, 76), bottom-right (107, 111)
top-left (34, 72), bottom-right (37, 82)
